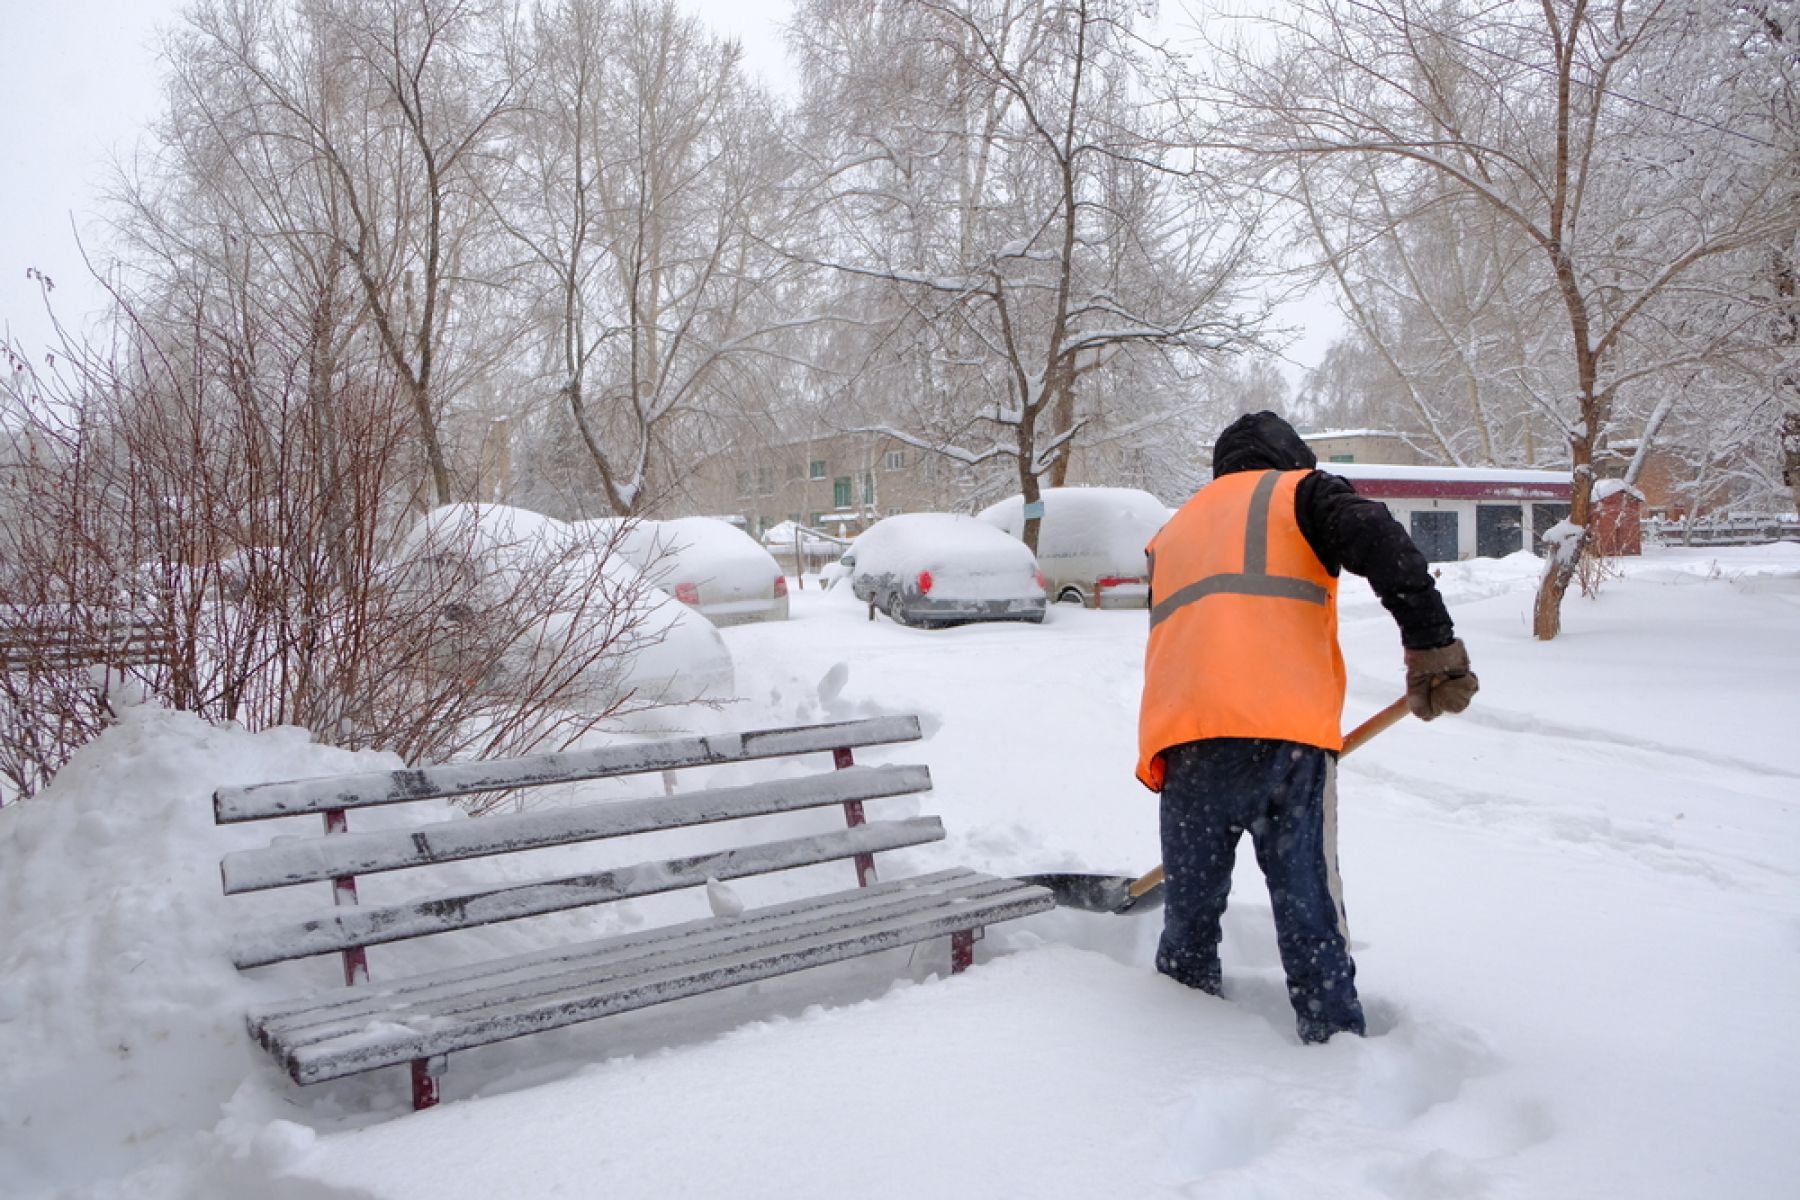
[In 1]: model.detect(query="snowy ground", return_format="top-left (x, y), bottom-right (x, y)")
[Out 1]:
top-left (3, 545), bottom-right (1797, 1199)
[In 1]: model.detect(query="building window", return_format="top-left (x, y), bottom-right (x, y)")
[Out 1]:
top-left (787, 462), bottom-right (805, 480)
top-left (809, 512), bottom-right (825, 527)
top-left (862, 473), bottom-right (875, 503)
top-left (809, 460), bottom-right (827, 480)
top-left (885, 450), bottom-right (905, 470)
top-left (735, 469), bottom-right (752, 497)
top-left (1329, 454), bottom-right (1354, 463)
top-left (755, 466), bottom-right (775, 494)
top-left (886, 506), bottom-right (901, 517)
top-left (833, 476), bottom-right (852, 508)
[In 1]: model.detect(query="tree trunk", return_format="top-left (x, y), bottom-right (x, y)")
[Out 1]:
top-left (1783, 412), bottom-right (1800, 518)
top-left (408, 377), bottom-right (454, 506)
top-left (1779, 249), bottom-right (1800, 518)
top-left (1532, 426), bottom-right (1596, 640)
top-left (1019, 422), bottom-right (1044, 555)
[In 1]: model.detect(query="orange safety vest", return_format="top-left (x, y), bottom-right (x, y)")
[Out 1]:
top-left (1136, 469), bottom-right (1346, 790)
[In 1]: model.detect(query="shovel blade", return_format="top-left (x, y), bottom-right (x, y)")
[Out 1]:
top-left (1017, 872), bottom-right (1165, 915)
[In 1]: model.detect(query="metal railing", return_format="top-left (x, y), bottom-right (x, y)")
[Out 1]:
top-left (1644, 515), bottom-right (1800, 547)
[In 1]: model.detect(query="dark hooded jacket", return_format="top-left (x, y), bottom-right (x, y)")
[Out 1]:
top-left (1212, 411), bottom-right (1454, 650)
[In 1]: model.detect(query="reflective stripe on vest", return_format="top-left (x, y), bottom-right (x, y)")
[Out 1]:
top-left (1148, 471), bottom-right (1329, 627)
top-left (1136, 470), bottom-right (1346, 790)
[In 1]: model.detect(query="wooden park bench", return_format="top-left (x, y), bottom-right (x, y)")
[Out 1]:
top-left (0, 613), bottom-right (174, 674)
top-left (213, 715), bottom-right (1054, 1110)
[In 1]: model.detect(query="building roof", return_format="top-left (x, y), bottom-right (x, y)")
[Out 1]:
top-left (1326, 462), bottom-right (1570, 501)
top-left (1299, 429), bottom-right (1413, 442)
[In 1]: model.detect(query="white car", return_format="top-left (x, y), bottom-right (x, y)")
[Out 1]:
top-left (976, 487), bottom-right (1171, 608)
top-left (845, 513), bottom-right (1047, 628)
top-left (589, 516), bottom-right (790, 627)
top-left (389, 505), bottom-right (734, 709)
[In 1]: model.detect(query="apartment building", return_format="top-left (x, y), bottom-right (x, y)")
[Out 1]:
top-left (684, 430), bottom-right (984, 538)
top-left (1300, 429), bottom-right (1426, 465)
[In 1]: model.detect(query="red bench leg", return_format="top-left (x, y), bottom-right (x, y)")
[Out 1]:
top-left (412, 1056), bottom-right (445, 1110)
top-left (324, 808), bottom-right (371, 986)
top-left (951, 929), bottom-right (979, 974)
top-left (833, 746), bottom-right (877, 887)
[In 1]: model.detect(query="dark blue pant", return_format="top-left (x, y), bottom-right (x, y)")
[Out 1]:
top-left (1155, 737), bottom-right (1365, 1043)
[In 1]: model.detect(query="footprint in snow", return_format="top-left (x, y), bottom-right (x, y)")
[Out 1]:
top-left (1162, 1078), bottom-right (1294, 1182)
top-left (1353, 1017), bottom-right (1553, 1165)
top-left (1353, 1018), bottom-right (1494, 1129)
top-left (817, 661), bottom-right (850, 706)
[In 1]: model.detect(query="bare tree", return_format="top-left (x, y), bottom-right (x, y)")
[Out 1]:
top-left (494, 0), bottom-right (800, 516)
top-left (1288, 161), bottom-right (1559, 466)
top-left (792, 0), bottom-right (1261, 552)
top-left (149, 0), bottom-right (520, 508)
top-left (1206, 0), bottom-right (1800, 638)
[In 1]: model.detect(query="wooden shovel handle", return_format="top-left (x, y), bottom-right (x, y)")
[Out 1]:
top-left (1127, 864), bottom-right (1166, 900)
top-left (1125, 695), bottom-right (1412, 901)
top-left (1342, 695), bottom-right (1412, 756)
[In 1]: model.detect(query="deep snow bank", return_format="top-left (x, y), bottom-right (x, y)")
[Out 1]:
top-left (0, 709), bottom-right (392, 1195)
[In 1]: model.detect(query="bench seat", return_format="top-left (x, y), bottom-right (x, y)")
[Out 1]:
top-left (256, 867), bottom-right (1051, 1085)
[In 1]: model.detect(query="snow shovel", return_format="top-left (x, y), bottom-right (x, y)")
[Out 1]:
top-left (1019, 695), bottom-right (1414, 915)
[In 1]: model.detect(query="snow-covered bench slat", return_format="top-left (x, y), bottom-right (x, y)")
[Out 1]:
top-left (214, 714), bottom-right (924, 823)
top-left (271, 871), bottom-right (1050, 1085)
top-left (232, 816), bottom-right (948, 968)
top-left (248, 867), bottom-right (985, 1035)
top-left (216, 715), bottom-right (1052, 1111)
top-left (221, 763), bottom-right (932, 894)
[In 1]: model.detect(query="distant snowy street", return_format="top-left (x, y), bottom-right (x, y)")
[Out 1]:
top-left (3, 545), bottom-right (1798, 1199)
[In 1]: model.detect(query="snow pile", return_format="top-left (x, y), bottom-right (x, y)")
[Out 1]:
top-left (1592, 477), bottom-right (1645, 503)
top-left (0, 709), bottom-right (389, 1196)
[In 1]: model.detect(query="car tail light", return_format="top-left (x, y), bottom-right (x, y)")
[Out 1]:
top-left (674, 582), bottom-right (701, 606)
top-left (916, 570), bottom-right (934, 594)
top-left (1034, 570), bottom-right (1048, 591)
top-left (1095, 576), bottom-right (1140, 590)
top-left (773, 574), bottom-right (788, 597)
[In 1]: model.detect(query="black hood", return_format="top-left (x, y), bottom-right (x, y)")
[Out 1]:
top-left (1212, 411), bottom-right (1317, 476)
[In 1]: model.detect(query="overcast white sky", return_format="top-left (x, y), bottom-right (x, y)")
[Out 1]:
top-left (1, 0), bottom-right (1336, 383)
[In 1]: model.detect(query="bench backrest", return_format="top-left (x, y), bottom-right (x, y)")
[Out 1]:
top-left (215, 716), bottom-right (936, 982)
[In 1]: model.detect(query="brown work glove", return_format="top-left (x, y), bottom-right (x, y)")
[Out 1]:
top-left (1404, 639), bottom-right (1478, 721)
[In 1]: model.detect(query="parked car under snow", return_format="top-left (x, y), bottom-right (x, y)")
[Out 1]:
top-left (600, 516), bottom-right (790, 627)
top-left (976, 486), bottom-right (1170, 609)
top-left (387, 505), bottom-right (734, 711)
top-left (843, 513), bottom-right (1047, 628)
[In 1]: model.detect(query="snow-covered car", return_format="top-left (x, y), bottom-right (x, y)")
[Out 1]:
top-left (602, 516), bottom-right (790, 627)
top-left (976, 487), bottom-right (1171, 609)
top-left (844, 513), bottom-right (1047, 628)
top-left (387, 504), bottom-right (733, 710)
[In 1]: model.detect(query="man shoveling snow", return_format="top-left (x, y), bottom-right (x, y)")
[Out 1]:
top-left (1138, 411), bottom-right (1478, 1043)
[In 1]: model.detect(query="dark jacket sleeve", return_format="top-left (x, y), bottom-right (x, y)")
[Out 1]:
top-left (1295, 471), bottom-right (1456, 650)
